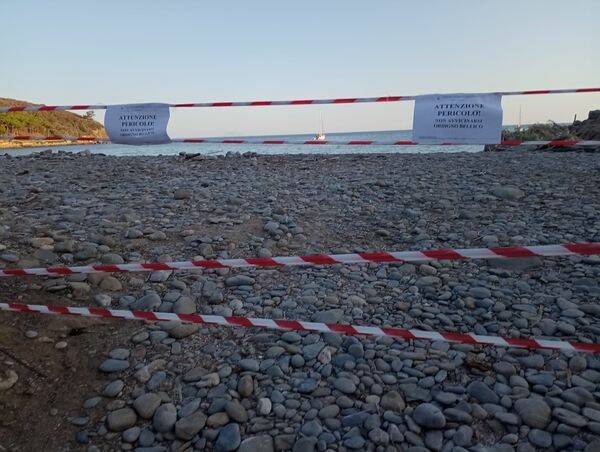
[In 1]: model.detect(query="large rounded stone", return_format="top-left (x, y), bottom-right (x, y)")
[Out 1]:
top-left (131, 293), bottom-right (161, 311)
top-left (528, 429), bottom-right (552, 448)
top-left (238, 435), bottom-right (275, 452)
top-left (99, 276), bottom-right (122, 291)
top-left (214, 423), bottom-right (241, 451)
top-left (238, 375), bottom-right (254, 397)
top-left (225, 401), bottom-right (248, 423)
top-left (173, 296), bottom-right (196, 314)
top-left (133, 392), bottom-right (162, 419)
top-left (333, 377), bottom-right (356, 394)
top-left (514, 398), bottom-right (551, 429)
top-left (175, 411), bottom-right (207, 440)
top-left (101, 253), bottom-right (124, 264)
top-left (106, 408), bottom-right (137, 432)
top-left (102, 379), bottom-right (124, 397)
top-left (174, 189), bottom-right (192, 200)
top-left (467, 381), bottom-right (499, 404)
top-left (412, 403), bottom-right (446, 429)
top-left (153, 403), bottom-right (177, 433)
top-left (183, 366), bottom-right (207, 382)
top-left (491, 185), bottom-right (525, 200)
top-left (380, 391), bottom-right (406, 412)
top-left (98, 359), bottom-right (129, 373)
top-left (161, 321), bottom-right (200, 339)
top-left (225, 275), bottom-right (255, 287)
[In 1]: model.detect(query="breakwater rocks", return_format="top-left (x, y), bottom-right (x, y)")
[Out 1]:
top-left (1, 150), bottom-right (600, 451)
top-left (573, 110), bottom-right (600, 140)
top-left (486, 109), bottom-right (600, 152)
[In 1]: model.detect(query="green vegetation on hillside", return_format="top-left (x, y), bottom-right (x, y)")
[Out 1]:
top-left (0, 98), bottom-right (106, 137)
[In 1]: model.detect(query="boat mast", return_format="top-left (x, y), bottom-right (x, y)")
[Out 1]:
top-left (320, 112), bottom-right (324, 136)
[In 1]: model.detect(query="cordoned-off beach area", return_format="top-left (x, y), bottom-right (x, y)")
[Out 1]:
top-left (1, 149), bottom-right (600, 450)
top-left (3, 1), bottom-right (600, 450)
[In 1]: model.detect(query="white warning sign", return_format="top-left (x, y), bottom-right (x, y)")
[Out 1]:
top-left (104, 103), bottom-right (171, 145)
top-left (412, 93), bottom-right (503, 144)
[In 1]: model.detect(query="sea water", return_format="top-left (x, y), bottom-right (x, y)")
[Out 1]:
top-left (1, 130), bottom-right (483, 157)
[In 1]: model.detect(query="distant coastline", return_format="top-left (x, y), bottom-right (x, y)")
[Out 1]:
top-left (0, 97), bottom-right (106, 150)
top-left (1, 110), bottom-right (597, 153)
top-left (0, 139), bottom-right (103, 150)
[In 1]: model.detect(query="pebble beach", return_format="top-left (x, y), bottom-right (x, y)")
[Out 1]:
top-left (1, 149), bottom-right (600, 451)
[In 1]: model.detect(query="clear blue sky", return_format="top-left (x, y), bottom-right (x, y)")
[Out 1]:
top-left (2, 0), bottom-right (599, 137)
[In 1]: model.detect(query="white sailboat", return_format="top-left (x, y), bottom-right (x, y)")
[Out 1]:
top-left (314, 112), bottom-right (326, 141)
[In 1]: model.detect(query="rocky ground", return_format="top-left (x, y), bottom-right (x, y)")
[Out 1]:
top-left (1, 149), bottom-right (600, 452)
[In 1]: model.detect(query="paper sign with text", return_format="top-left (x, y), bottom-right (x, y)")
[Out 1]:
top-left (412, 94), bottom-right (503, 144)
top-left (104, 103), bottom-right (171, 145)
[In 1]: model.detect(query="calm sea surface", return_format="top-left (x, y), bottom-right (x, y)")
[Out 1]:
top-left (1, 130), bottom-right (483, 157)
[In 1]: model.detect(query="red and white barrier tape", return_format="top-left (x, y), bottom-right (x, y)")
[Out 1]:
top-left (1, 87), bottom-right (598, 112)
top-left (1, 302), bottom-right (598, 353)
top-left (1, 243), bottom-right (599, 278)
top-left (176, 138), bottom-right (600, 147)
top-left (2, 135), bottom-right (599, 147)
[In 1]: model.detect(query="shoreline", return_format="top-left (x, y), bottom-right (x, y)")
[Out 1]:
top-left (0, 139), bottom-right (103, 149)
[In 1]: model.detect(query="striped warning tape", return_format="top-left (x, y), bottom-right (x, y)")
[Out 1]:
top-left (2, 135), bottom-right (599, 147)
top-left (176, 138), bottom-right (599, 147)
top-left (0, 87), bottom-right (598, 112)
top-left (1, 243), bottom-right (599, 278)
top-left (1, 302), bottom-right (598, 353)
